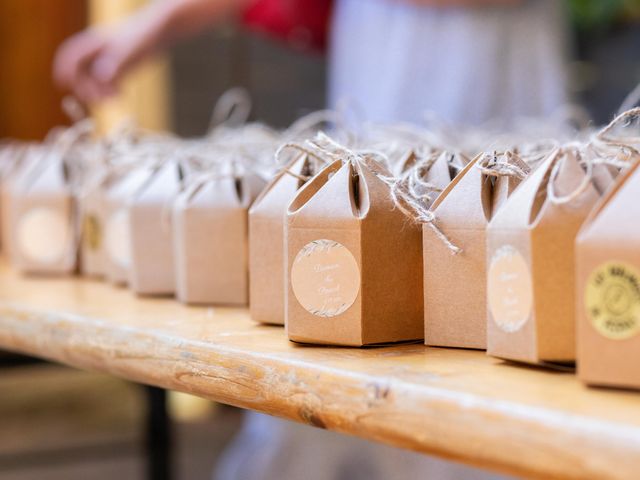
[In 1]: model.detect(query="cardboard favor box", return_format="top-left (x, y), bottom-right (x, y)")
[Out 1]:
top-left (10, 153), bottom-right (77, 274)
top-left (249, 154), bottom-right (311, 324)
top-left (0, 143), bottom-right (32, 256)
top-left (79, 181), bottom-right (107, 278)
top-left (424, 153), bottom-right (529, 350)
top-left (576, 161), bottom-right (640, 388)
top-left (129, 161), bottom-right (183, 295)
top-left (104, 166), bottom-right (155, 285)
top-left (173, 171), bottom-right (265, 305)
top-left (486, 149), bottom-right (610, 364)
top-left (285, 158), bottom-right (423, 346)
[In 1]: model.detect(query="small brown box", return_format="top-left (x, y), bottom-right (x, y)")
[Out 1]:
top-left (173, 171), bottom-right (264, 305)
top-left (103, 166), bottom-right (155, 285)
top-left (285, 158), bottom-right (423, 346)
top-left (576, 161), bottom-right (640, 388)
top-left (486, 149), bottom-right (608, 364)
top-left (424, 153), bottom-right (528, 350)
top-left (249, 154), bottom-right (310, 324)
top-left (10, 154), bottom-right (77, 274)
top-left (129, 161), bottom-right (183, 295)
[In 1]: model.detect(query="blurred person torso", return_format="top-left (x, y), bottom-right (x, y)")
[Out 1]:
top-left (329, 0), bottom-right (569, 127)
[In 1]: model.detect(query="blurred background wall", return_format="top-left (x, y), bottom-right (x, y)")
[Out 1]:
top-left (1, 0), bottom-right (639, 141)
top-left (0, 0), bottom-right (86, 139)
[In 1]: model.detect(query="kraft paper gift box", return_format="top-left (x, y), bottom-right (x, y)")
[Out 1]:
top-left (78, 179), bottom-right (107, 278)
top-left (0, 142), bottom-right (29, 254)
top-left (77, 148), bottom-right (112, 278)
top-left (576, 161), bottom-right (640, 389)
top-left (104, 165), bottom-right (156, 285)
top-left (424, 152), bottom-right (530, 350)
top-left (486, 148), bottom-right (612, 364)
top-left (9, 151), bottom-right (77, 274)
top-left (129, 161), bottom-right (184, 295)
top-left (1, 145), bottom-right (46, 258)
top-left (249, 153), bottom-right (312, 324)
top-left (173, 167), bottom-right (265, 305)
top-left (285, 153), bottom-right (423, 346)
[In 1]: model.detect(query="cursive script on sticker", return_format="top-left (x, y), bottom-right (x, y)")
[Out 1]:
top-left (488, 245), bottom-right (533, 333)
top-left (291, 239), bottom-right (360, 318)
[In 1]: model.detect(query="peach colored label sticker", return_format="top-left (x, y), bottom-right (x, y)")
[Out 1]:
top-left (585, 262), bottom-right (640, 340)
top-left (488, 245), bottom-right (533, 332)
top-left (291, 239), bottom-right (360, 317)
top-left (17, 207), bottom-right (70, 264)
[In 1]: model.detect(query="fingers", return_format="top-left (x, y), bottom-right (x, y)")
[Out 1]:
top-left (53, 29), bottom-right (122, 103)
top-left (53, 30), bottom-right (104, 90)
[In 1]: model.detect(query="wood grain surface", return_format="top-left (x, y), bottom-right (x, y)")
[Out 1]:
top-left (0, 262), bottom-right (639, 479)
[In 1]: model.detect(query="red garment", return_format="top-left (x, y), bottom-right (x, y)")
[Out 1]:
top-left (242, 0), bottom-right (333, 53)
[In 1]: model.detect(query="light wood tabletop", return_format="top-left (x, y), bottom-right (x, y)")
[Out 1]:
top-left (0, 261), bottom-right (639, 480)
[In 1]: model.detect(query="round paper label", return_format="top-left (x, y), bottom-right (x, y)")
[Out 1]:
top-left (291, 239), bottom-right (360, 318)
top-left (585, 262), bottom-right (640, 340)
top-left (488, 245), bottom-right (533, 333)
top-left (105, 209), bottom-right (131, 268)
top-left (17, 207), bottom-right (69, 264)
top-left (83, 213), bottom-right (102, 251)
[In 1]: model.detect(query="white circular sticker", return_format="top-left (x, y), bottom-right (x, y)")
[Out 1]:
top-left (488, 245), bottom-right (533, 333)
top-left (291, 239), bottom-right (360, 317)
top-left (105, 209), bottom-right (131, 268)
top-left (17, 207), bottom-right (70, 264)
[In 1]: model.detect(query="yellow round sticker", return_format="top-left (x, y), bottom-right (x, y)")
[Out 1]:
top-left (585, 262), bottom-right (640, 340)
top-left (83, 214), bottom-right (102, 251)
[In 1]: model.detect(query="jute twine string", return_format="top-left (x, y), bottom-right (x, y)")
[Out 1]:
top-left (592, 107), bottom-right (640, 160)
top-left (282, 109), bottom-right (346, 141)
top-left (476, 151), bottom-right (528, 179)
top-left (395, 149), bottom-right (453, 205)
top-left (289, 133), bottom-right (462, 254)
top-left (274, 139), bottom-right (336, 183)
top-left (546, 147), bottom-right (594, 205)
top-left (209, 87), bottom-right (252, 131)
top-left (542, 108), bottom-right (640, 206)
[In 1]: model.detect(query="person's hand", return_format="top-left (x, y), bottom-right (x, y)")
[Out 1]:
top-left (53, 24), bottom-right (153, 103)
top-left (53, 0), bottom-right (247, 103)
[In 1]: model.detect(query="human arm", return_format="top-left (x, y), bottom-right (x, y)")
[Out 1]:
top-left (54, 0), bottom-right (252, 102)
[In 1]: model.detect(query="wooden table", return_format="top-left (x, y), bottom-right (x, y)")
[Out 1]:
top-left (1, 262), bottom-right (639, 480)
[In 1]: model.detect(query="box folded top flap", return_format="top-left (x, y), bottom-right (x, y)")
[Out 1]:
top-left (489, 148), bottom-right (598, 231)
top-left (287, 159), bottom-right (362, 225)
top-left (22, 151), bottom-right (69, 196)
top-left (250, 154), bottom-right (314, 217)
top-left (429, 154), bottom-right (492, 228)
top-left (106, 165), bottom-right (156, 203)
top-left (590, 163), bottom-right (617, 196)
top-left (185, 177), bottom-right (239, 209)
top-left (0, 143), bottom-right (29, 183)
top-left (578, 161), bottom-right (640, 245)
top-left (133, 161), bottom-right (183, 205)
top-left (425, 152), bottom-right (461, 204)
top-left (491, 153), bottom-right (531, 213)
top-left (244, 170), bottom-right (268, 203)
top-left (396, 150), bottom-right (461, 209)
top-left (530, 149), bottom-right (601, 228)
top-left (8, 147), bottom-right (46, 192)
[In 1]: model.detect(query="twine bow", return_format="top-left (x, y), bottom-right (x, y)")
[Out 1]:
top-left (282, 133), bottom-right (462, 254)
top-left (476, 151), bottom-right (528, 179)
